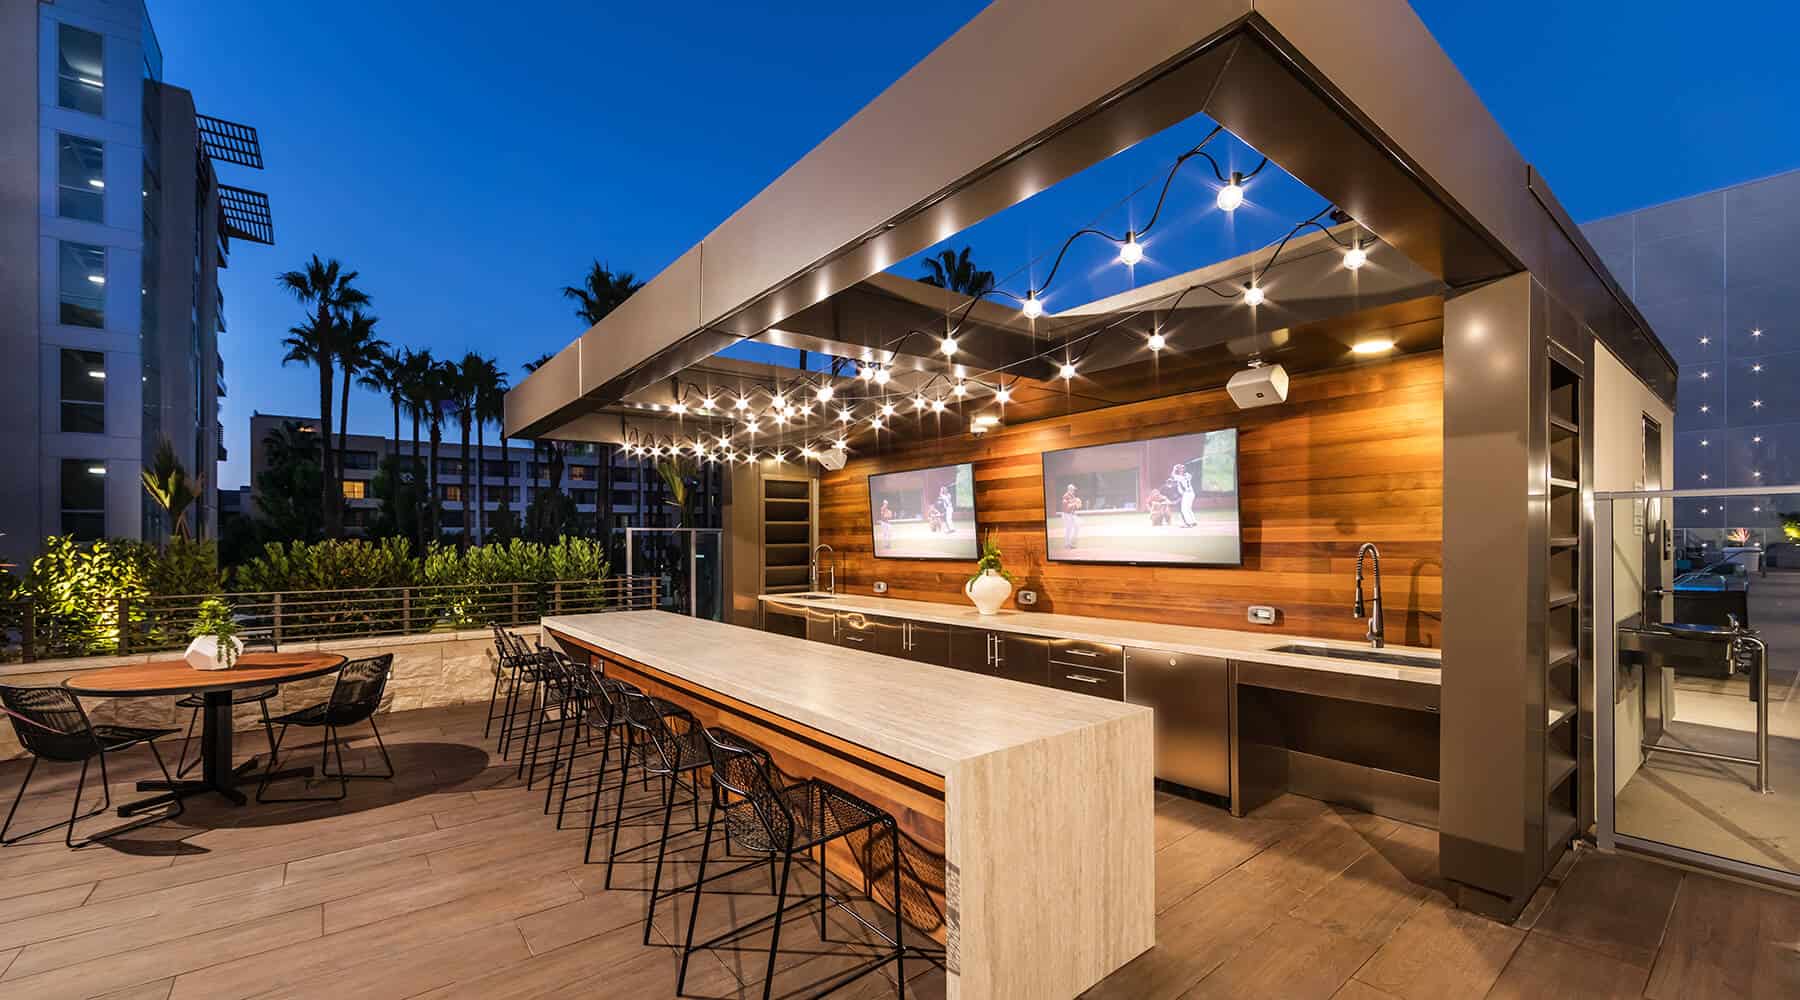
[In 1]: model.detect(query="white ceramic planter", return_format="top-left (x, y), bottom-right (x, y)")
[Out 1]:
top-left (965, 569), bottom-right (1013, 616)
top-left (185, 635), bottom-right (245, 671)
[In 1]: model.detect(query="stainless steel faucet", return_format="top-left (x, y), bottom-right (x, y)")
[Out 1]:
top-left (810, 543), bottom-right (836, 595)
top-left (1354, 542), bottom-right (1385, 648)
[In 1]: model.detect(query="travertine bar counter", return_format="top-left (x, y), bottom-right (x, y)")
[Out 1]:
top-left (544, 611), bottom-right (1154, 1000)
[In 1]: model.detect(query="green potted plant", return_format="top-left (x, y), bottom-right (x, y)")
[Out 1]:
top-left (185, 597), bottom-right (243, 671)
top-left (964, 529), bottom-right (1016, 615)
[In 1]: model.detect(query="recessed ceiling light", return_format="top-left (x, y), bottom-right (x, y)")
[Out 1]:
top-left (1351, 339), bottom-right (1395, 354)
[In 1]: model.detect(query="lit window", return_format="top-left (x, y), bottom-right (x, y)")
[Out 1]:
top-left (60, 459), bottom-right (106, 539)
top-left (57, 134), bottom-right (104, 222)
top-left (57, 24), bottom-right (104, 115)
top-left (441, 484), bottom-right (463, 502)
top-left (59, 348), bottom-right (105, 433)
top-left (341, 479), bottom-right (366, 500)
top-left (568, 465), bottom-right (595, 481)
top-left (59, 241), bottom-right (105, 328)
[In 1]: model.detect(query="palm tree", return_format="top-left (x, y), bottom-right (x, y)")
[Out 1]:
top-left (276, 256), bottom-right (369, 537)
top-left (561, 261), bottom-right (644, 327)
top-left (422, 359), bottom-right (455, 542)
top-left (333, 309), bottom-right (387, 487)
top-left (141, 437), bottom-right (200, 542)
top-left (357, 346), bottom-right (408, 461)
top-left (399, 348), bottom-right (439, 547)
top-left (918, 246), bottom-right (995, 296)
top-left (446, 353), bottom-right (488, 549)
top-left (470, 356), bottom-right (509, 544)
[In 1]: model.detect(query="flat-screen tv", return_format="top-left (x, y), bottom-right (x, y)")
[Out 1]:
top-left (1041, 429), bottom-right (1240, 566)
top-left (868, 462), bottom-right (979, 560)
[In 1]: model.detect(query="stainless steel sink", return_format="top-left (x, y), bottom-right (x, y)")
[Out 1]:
top-left (1269, 643), bottom-right (1441, 669)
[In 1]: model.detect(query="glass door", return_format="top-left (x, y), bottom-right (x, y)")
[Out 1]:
top-left (624, 527), bottom-right (724, 620)
top-left (1595, 486), bottom-right (1799, 890)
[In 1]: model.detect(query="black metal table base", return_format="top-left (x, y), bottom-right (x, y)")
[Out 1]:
top-left (114, 689), bottom-right (311, 814)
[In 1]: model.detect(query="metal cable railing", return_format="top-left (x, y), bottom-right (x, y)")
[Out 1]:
top-left (0, 576), bottom-right (659, 663)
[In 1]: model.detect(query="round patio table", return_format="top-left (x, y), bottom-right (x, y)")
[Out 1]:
top-left (65, 652), bottom-right (347, 811)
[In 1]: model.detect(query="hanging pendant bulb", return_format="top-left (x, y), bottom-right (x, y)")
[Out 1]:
top-left (1147, 332), bottom-right (1166, 352)
top-left (1243, 283), bottom-right (1266, 307)
top-left (1022, 292), bottom-right (1044, 319)
top-left (1216, 171), bottom-right (1246, 212)
top-left (1118, 232), bottom-right (1144, 266)
top-left (815, 384), bottom-right (834, 403)
top-left (952, 380), bottom-right (967, 398)
top-left (873, 367), bottom-right (890, 386)
top-left (994, 383), bottom-right (1013, 404)
top-left (1058, 361), bottom-right (1077, 380)
top-left (1343, 241), bottom-right (1367, 270)
top-left (940, 335), bottom-right (958, 357)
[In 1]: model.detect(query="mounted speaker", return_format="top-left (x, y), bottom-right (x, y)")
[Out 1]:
top-left (1226, 364), bottom-right (1289, 409)
top-left (816, 447), bottom-right (847, 471)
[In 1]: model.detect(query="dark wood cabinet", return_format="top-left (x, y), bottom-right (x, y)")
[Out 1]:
top-left (994, 632), bottom-right (1050, 686)
top-left (805, 606), bottom-right (839, 645)
top-left (837, 611), bottom-right (901, 656)
top-left (949, 625), bottom-right (993, 674)
top-left (894, 619), bottom-right (951, 666)
top-left (764, 606), bottom-right (806, 639)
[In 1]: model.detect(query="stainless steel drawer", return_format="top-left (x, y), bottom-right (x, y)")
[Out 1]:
top-left (1049, 665), bottom-right (1125, 701)
top-left (1050, 637), bottom-right (1123, 672)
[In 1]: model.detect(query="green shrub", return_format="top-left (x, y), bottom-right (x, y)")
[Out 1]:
top-left (233, 537), bottom-right (418, 593)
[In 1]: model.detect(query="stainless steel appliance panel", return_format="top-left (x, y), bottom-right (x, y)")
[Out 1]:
top-left (1125, 647), bottom-right (1230, 796)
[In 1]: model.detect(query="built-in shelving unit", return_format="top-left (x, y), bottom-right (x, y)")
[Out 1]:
top-left (760, 476), bottom-right (815, 595)
top-left (1543, 356), bottom-right (1583, 861)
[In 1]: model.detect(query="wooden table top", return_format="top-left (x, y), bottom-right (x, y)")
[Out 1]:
top-left (64, 652), bottom-right (348, 697)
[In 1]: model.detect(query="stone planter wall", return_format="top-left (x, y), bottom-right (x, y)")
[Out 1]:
top-left (0, 625), bottom-right (538, 761)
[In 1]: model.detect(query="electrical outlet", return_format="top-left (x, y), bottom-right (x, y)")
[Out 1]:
top-left (1017, 589), bottom-right (1038, 606)
top-left (873, 581), bottom-right (888, 594)
top-left (1247, 605), bottom-right (1278, 625)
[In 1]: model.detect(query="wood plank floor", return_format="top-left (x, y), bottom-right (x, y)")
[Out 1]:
top-left (1, 703), bottom-right (1796, 999)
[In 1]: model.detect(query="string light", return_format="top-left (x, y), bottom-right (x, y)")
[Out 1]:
top-left (880, 402), bottom-right (896, 417)
top-left (1147, 332), bottom-right (1166, 352)
top-left (913, 394), bottom-right (928, 411)
top-left (1118, 232), bottom-right (1144, 266)
top-left (1216, 172), bottom-right (1247, 212)
top-left (734, 395), bottom-right (751, 411)
top-left (1059, 361), bottom-right (1077, 380)
top-left (838, 407), bottom-right (854, 423)
top-left (952, 380), bottom-right (967, 397)
top-left (1021, 293), bottom-right (1044, 320)
top-left (815, 384), bottom-right (834, 402)
top-left (873, 367), bottom-right (890, 386)
top-left (940, 335), bottom-right (958, 357)
top-left (1343, 242), bottom-right (1367, 269)
top-left (858, 364), bottom-right (874, 381)
top-left (930, 397), bottom-right (946, 413)
top-left (1243, 284), bottom-right (1266, 307)
top-left (994, 384), bottom-right (1013, 404)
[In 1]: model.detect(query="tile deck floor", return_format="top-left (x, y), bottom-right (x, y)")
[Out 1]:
top-left (0, 703), bottom-right (1795, 999)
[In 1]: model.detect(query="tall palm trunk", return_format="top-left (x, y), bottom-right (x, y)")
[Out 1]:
top-left (428, 422), bottom-right (443, 541)
top-left (474, 416), bottom-right (487, 545)
top-left (458, 412), bottom-right (473, 550)
top-left (411, 411), bottom-right (423, 550)
top-left (500, 436), bottom-right (511, 538)
top-left (337, 360), bottom-right (354, 501)
top-left (317, 365), bottom-right (338, 538)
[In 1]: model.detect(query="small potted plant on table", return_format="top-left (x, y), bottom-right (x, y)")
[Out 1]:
top-left (185, 597), bottom-right (244, 671)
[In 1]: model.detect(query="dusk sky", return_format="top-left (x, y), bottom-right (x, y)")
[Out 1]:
top-left (146, 1), bottom-right (1800, 489)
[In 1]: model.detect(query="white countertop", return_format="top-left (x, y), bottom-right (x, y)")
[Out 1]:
top-left (759, 593), bottom-right (1442, 686)
top-left (543, 611), bottom-right (1150, 776)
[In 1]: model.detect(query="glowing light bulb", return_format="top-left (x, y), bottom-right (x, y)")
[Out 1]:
top-left (952, 381), bottom-right (967, 397)
top-left (771, 394), bottom-right (786, 409)
top-left (870, 417), bottom-right (884, 430)
top-left (994, 384), bottom-right (1013, 404)
top-left (873, 367), bottom-right (890, 386)
top-left (1216, 172), bottom-right (1246, 212)
top-left (1243, 284), bottom-right (1266, 307)
top-left (815, 384), bottom-right (834, 402)
top-left (837, 407), bottom-right (853, 423)
top-left (698, 396), bottom-right (715, 411)
top-left (671, 401), bottom-right (687, 415)
top-left (734, 396), bottom-right (751, 411)
top-left (1147, 332), bottom-right (1166, 352)
top-left (1118, 233), bottom-right (1144, 266)
top-left (858, 364), bottom-right (873, 381)
top-left (1352, 339), bottom-right (1396, 355)
top-left (880, 402), bottom-right (896, 417)
top-left (940, 336), bottom-right (958, 357)
top-left (1343, 244), bottom-right (1367, 270)
top-left (833, 437), bottom-right (848, 451)
top-left (1022, 293), bottom-right (1044, 319)
top-left (930, 397), bottom-right (946, 413)
top-left (1059, 361), bottom-right (1077, 380)
top-left (913, 394), bottom-right (927, 411)
top-left (1752, 328), bottom-right (1763, 337)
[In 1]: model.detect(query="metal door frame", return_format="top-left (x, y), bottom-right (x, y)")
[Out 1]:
top-left (623, 527), bottom-right (724, 618)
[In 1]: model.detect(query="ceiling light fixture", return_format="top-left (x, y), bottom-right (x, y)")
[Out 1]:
top-left (1021, 293), bottom-right (1044, 319)
top-left (1147, 332), bottom-right (1166, 352)
top-left (88, 369), bottom-right (106, 379)
top-left (940, 335), bottom-right (958, 356)
top-left (1351, 339), bottom-right (1395, 354)
top-left (1343, 242), bottom-right (1367, 270)
top-left (1242, 284), bottom-right (1265, 307)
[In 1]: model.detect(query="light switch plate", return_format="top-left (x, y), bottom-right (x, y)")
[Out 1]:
top-left (873, 581), bottom-right (888, 594)
top-left (1017, 589), bottom-right (1038, 606)
top-left (1247, 605), bottom-right (1278, 625)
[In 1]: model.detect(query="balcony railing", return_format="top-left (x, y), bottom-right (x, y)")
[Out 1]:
top-left (1, 576), bottom-right (658, 663)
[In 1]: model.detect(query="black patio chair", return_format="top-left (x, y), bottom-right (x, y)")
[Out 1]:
top-left (1, 683), bottom-right (185, 848)
top-left (254, 654), bottom-right (395, 803)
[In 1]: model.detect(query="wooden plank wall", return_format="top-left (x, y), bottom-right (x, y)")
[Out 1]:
top-left (819, 352), bottom-right (1444, 646)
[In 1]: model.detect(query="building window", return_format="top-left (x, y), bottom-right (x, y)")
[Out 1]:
top-left (57, 134), bottom-right (105, 222)
top-left (438, 459), bottom-right (462, 477)
top-left (568, 465), bottom-right (595, 481)
top-left (441, 484), bottom-right (464, 502)
top-left (341, 450), bottom-right (376, 471)
top-left (60, 349), bottom-right (105, 433)
top-left (341, 479), bottom-right (366, 500)
top-left (57, 24), bottom-right (104, 116)
top-left (441, 509), bottom-right (465, 529)
top-left (59, 241), bottom-right (106, 328)
top-left (482, 460), bottom-right (514, 478)
top-left (572, 489), bottom-right (597, 506)
top-left (61, 460), bottom-right (106, 540)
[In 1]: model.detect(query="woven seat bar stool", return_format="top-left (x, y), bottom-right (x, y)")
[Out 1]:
top-left (520, 650), bottom-right (586, 804)
top-left (573, 673), bottom-right (686, 855)
top-left (603, 686), bottom-right (714, 946)
top-left (491, 628), bottom-right (547, 759)
top-left (1, 684), bottom-right (185, 848)
top-left (677, 727), bottom-right (906, 1000)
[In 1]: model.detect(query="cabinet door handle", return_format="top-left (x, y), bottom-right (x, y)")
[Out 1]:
top-left (1063, 648), bottom-right (1100, 657)
top-left (1064, 673), bottom-right (1102, 684)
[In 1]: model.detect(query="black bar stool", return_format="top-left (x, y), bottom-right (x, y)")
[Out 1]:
top-left (605, 686), bottom-right (713, 945)
top-left (677, 727), bottom-right (905, 1000)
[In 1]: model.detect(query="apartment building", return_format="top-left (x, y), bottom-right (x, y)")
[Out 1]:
top-left (0, 0), bottom-right (273, 568)
top-left (245, 413), bottom-right (720, 540)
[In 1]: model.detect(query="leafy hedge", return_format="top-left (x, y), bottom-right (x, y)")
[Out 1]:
top-left (2, 535), bottom-right (610, 660)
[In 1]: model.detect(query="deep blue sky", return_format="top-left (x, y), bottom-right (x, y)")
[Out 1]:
top-left (148, 1), bottom-right (1800, 488)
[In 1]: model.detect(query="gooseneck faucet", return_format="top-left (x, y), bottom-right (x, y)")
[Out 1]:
top-left (809, 543), bottom-right (836, 596)
top-left (1354, 542), bottom-right (1385, 648)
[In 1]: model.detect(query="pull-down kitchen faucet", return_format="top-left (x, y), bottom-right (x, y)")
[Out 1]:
top-left (1354, 542), bottom-right (1385, 648)
top-left (810, 543), bottom-right (836, 596)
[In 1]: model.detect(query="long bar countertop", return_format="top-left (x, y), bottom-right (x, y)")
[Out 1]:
top-left (542, 610), bottom-right (1150, 776)
top-left (760, 592), bottom-right (1442, 686)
